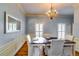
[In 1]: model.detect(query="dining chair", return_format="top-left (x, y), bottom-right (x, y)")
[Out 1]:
top-left (26, 35), bottom-right (41, 56)
top-left (32, 37), bottom-right (47, 56)
top-left (47, 40), bottom-right (65, 56)
top-left (65, 35), bottom-right (74, 41)
top-left (64, 35), bottom-right (74, 56)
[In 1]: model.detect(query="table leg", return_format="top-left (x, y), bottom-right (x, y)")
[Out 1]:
top-left (39, 46), bottom-right (43, 56)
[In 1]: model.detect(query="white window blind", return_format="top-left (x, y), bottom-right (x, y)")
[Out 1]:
top-left (35, 24), bottom-right (43, 37)
top-left (58, 24), bottom-right (65, 39)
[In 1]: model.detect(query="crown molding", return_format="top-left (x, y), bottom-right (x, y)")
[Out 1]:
top-left (24, 13), bottom-right (46, 16)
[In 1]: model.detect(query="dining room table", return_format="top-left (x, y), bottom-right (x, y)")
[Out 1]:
top-left (31, 37), bottom-right (76, 56)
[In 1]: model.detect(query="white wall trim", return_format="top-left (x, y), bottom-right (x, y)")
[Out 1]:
top-left (0, 36), bottom-right (26, 56)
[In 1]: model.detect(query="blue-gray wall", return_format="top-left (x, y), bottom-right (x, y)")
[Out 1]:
top-left (0, 3), bottom-right (26, 45)
top-left (73, 7), bottom-right (79, 37)
top-left (26, 16), bottom-right (73, 37)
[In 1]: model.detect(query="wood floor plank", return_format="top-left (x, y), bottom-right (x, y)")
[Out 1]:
top-left (15, 41), bottom-right (28, 56)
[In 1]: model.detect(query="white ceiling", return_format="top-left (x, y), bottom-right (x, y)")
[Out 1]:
top-left (21, 3), bottom-right (74, 15)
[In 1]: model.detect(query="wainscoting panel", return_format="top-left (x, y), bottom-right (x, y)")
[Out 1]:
top-left (0, 36), bottom-right (26, 56)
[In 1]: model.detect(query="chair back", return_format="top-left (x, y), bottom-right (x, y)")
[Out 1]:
top-left (48, 40), bottom-right (64, 56)
top-left (27, 34), bottom-right (32, 43)
top-left (65, 35), bottom-right (74, 41)
top-left (26, 34), bottom-right (40, 56)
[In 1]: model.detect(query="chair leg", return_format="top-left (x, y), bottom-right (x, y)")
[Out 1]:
top-left (72, 45), bottom-right (75, 56)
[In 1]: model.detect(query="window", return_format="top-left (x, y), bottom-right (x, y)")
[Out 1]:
top-left (8, 23), bottom-right (17, 32)
top-left (35, 24), bottom-right (43, 37)
top-left (8, 23), bottom-right (13, 32)
top-left (58, 24), bottom-right (65, 39)
top-left (13, 23), bottom-right (17, 31)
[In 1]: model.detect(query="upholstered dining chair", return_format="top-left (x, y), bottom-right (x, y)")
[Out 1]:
top-left (47, 40), bottom-right (65, 56)
top-left (27, 34), bottom-right (40, 56)
top-left (65, 35), bottom-right (74, 41)
top-left (64, 35), bottom-right (74, 56)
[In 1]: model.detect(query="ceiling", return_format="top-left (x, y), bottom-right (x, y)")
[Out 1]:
top-left (20, 3), bottom-right (75, 16)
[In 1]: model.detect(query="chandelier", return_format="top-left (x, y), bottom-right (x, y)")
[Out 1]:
top-left (46, 3), bottom-right (57, 20)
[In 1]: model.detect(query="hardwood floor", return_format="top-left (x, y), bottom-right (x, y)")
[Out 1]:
top-left (15, 41), bottom-right (28, 56)
top-left (75, 51), bottom-right (79, 56)
top-left (15, 41), bottom-right (79, 56)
